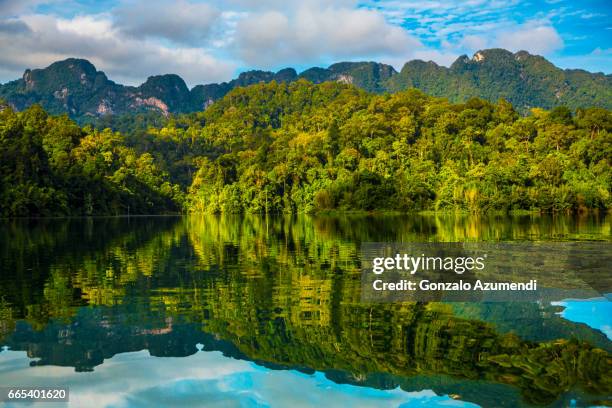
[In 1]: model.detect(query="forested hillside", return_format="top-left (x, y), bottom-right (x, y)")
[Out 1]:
top-left (0, 102), bottom-right (182, 216)
top-left (0, 49), bottom-right (610, 123)
top-left (0, 80), bottom-right (610, 216)
top-left (388, 49), bottom-right (612, 112)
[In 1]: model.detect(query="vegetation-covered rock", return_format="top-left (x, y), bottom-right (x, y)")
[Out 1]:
top-left (1, 49), bottom-right (610, 123)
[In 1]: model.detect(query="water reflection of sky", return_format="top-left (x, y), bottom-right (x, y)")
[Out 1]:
top-left (551, 297), bottom-right (612, 340)
top-left (0, 347), bottom-right (479, 408)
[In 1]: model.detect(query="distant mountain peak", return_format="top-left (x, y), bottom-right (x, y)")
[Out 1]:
top-left (20, 57), bottom-right (111, 99)
top-left (1, 48), bottom-right (610, 121)
top-left (473, 51), bottom-right (486, 62)
top-left (513, 50), bottom-right (533, 60)
top-left (47, 58), bottom-right (98, 73)
top-left (455, 55), bottom-right (470, 64)
top-left (141, 74), bottom-right (189, 93)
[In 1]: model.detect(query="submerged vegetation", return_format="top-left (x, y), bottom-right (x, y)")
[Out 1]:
top-left (1, 80), bottom-right (610, 216)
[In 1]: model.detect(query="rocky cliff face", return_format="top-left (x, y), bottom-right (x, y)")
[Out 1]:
top-left (1, 50), bottom-right (610, 121)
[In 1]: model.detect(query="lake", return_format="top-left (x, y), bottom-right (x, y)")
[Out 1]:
top-left (0, 214), bottom-right (610, 407)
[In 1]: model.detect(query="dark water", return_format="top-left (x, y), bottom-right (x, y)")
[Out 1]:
top-left (0, 214), bottom-right (610, 407)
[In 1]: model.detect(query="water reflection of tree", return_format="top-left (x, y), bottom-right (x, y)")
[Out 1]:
top-left (0, 214), bottom-right (610, 407)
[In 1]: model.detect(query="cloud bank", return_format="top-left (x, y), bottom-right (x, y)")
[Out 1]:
top-left (0, 0), bottom-right (608, 86)
top-left (114, 0), bottom-right (220, 46)
top-left (0, 12), bottom-right (235, 86)
top-left (234, 5), bottom-right (421, 67)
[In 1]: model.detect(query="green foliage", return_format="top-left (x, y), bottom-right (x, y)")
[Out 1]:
top-left (0, 104), bottom-right (181, 216)
top-left (184, 81), bottom-right (611, 214)
top-left (1, 76), bottom-right (611, 216)
top-left (387, 49), bottom-right (612, 113)
top-left (0, 59), bottom-right (200, 122)
top-left (1, 50), bottom-right (610, 124)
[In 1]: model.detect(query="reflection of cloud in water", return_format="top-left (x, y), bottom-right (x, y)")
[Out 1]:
top-left (552, 297), bottom-right (612, 340)
top-left (0, 348), bottom-right (478, 408)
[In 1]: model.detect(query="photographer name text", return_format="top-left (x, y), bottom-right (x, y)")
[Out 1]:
top-left (372, 279), bottom-right (538, 291)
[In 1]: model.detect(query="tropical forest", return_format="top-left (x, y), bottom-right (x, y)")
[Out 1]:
top-left (1, 79), bottom-right (610, 217)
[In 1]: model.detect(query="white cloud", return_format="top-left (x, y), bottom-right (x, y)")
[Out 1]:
top-left (0, 0), bottom-right (45, 16)
top-left (411, 50), bottom-right (460, 66)
top-left (446, 21), bottom-right (564, 57)
top-left (113, 0), bottom-right (220, 46)
top-left (0, 13), bottom-right (236, 87)
top-left (458, 35), bottom-right (488, 52)
top-left (216, 0), bottom-right (357, 12)
top-left (496, 24), bottom-right (563, 55)
top-left (234, 4), bottom-right (421, 68)
top-left (0, 1), bottom-right (425, 84)
top-left (362, 0), bottom-right (570, 61)
top-left (0, 349), bottom-right (474, 408)
top-left (579, 12), bottom-right (603, 19)
top-left (56, 14), bottom-right (115, 39)
top-left (550, 48), bottom-right (612, 74)
top-left (0, 0), bottom-right (606, 85)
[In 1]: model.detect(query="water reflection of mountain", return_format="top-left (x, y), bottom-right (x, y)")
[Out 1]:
top-left (3, 300), bottom-right (610, 407)
top-left (0, 215), bottom-right (610, 407)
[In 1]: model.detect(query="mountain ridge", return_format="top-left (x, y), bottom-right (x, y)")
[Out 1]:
top-left (1, 49), bottom-right (610, 121)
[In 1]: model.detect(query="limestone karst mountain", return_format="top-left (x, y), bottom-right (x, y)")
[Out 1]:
top-left (0, 49), bottom-right (610, 122)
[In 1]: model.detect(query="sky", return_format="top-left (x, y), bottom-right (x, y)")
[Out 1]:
top-left (0, 0), bottom-right (610, 87)
top-left (1, 348), bottom-right (478, 407)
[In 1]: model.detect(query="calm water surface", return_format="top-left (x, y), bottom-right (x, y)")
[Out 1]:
top-left (0, 214), bottom-right (610, 407)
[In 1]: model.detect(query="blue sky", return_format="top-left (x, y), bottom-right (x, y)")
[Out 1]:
top-left (0, 348), bottom-right (479, 407)
top-left (0, 0), bottom-right (610, 87)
